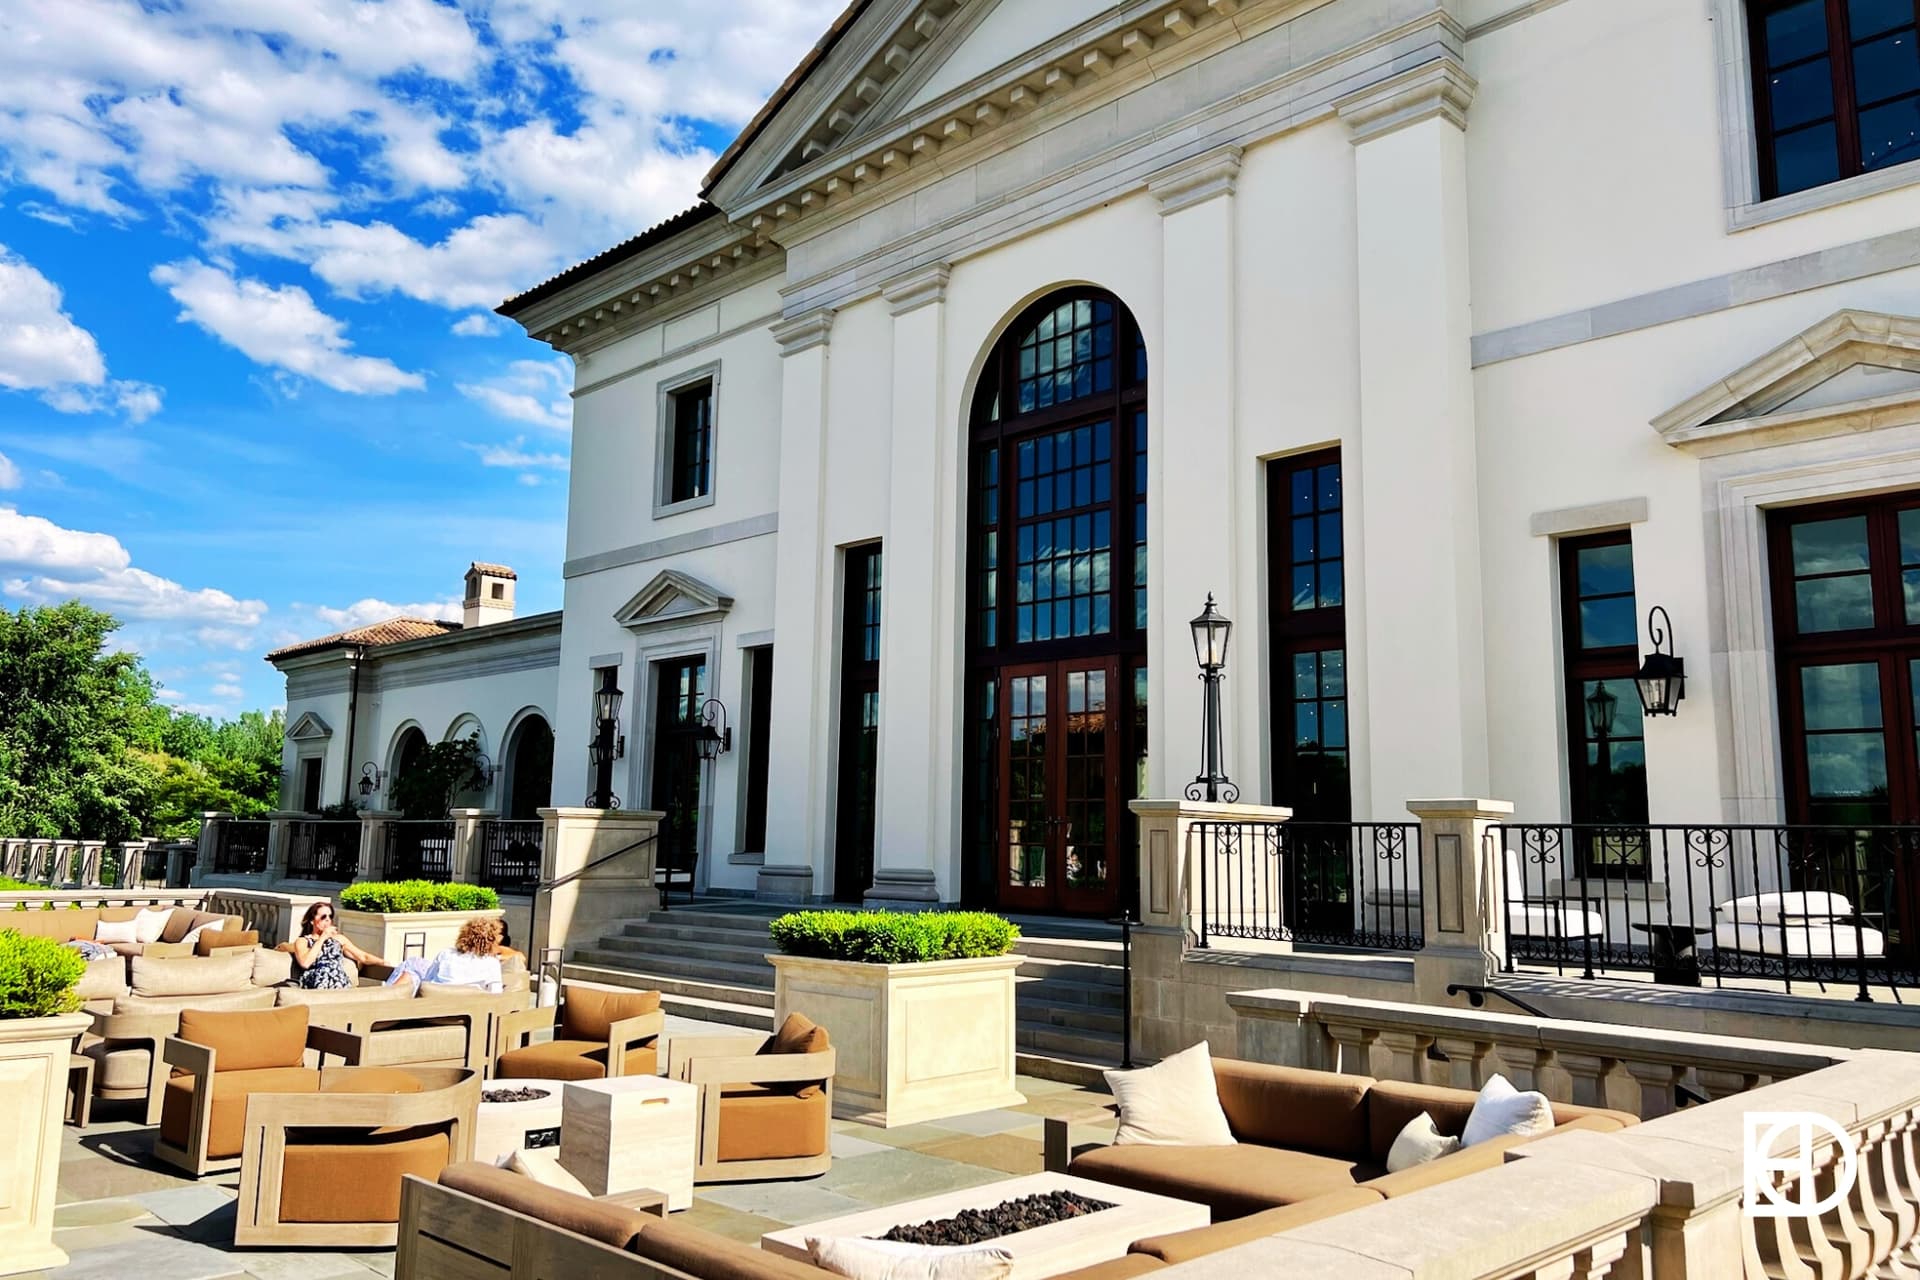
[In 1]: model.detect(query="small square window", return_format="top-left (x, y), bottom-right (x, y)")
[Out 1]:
top-left (490, 582), bottom-right (504, 600)
top-left (666, 379), bottom-right (714, 506)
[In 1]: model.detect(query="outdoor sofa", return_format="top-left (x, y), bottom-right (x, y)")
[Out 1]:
top-left (6, 901), bottom-right (243, 956)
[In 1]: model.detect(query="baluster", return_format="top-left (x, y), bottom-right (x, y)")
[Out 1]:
top-left (1574, 1230), bottom-right (1632, 1280)
top-left (1558, 1052), bottom-right (1619, 1109)
top-left (1697, 1067), bottom-right (1760, 1102)
top-left (1620, 1058), bottom-right (1684, 1120)
top-left (1321, 1022), bottom-right (1379, 1077)
top-left (1892, 1109), bottom-right (1920, 1267)
top-left (1376, 1030), bottom-right (1435, 1084)
top-left (1433, 1036), bottom-right (1496, 1091)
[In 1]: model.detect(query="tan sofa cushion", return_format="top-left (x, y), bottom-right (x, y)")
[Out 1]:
top-left (130, 953), bottom-right (254, 998)
top-left (631, 1216), bottom-right (834, 1280)
top-left (160, 1066), bottom-right (319, 1157)
top-left (75, 956), bottom-right (128, 1004)
top-left (1129, 1186), bottom-right (1386, 1263)
top-left (361, 1023), bottom-right (467, 1065)
top-left (439, 1161), bottom-right (655, 1250)
top-left (82, 1040), bottom-right (153, 1091)
top-left (715, 1087), bottom-right (830, 1163)
top-left (1214, 1060), bottom-right (1373, 1158)
top-left (558, 984), bottom-right (659, 1041)
top-left (280, 1126), bottom-right (451, 1224)
top-left (181, 1004), bottom-right (309, 1071)
top-left (1069, 1142), bottom-right (1376, 1220)
top-left (161, 906), bottom-right (236, 944)
top-left (3, 908), bottom-right (97, 941)
top-left (252, 947), bottom-right (294, 987)
top-left (1058, 1258), bottom-right (1166, 1280)
top-left (195, 928), bottom-right (257, 956)
top-left (113, 988), bottom-right (276, 1015)
top-left (275, 984), bottom-right (401, 1006)
top-left (496, 1039), bottom-right (657, 1080)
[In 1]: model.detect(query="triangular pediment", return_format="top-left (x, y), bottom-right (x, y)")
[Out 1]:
top-left (613, 570), bottom-right (734, 633)
top-left (286, 712), bottom-right (332, 741)
top-left (1652, 311), bottom-right (1920, 455)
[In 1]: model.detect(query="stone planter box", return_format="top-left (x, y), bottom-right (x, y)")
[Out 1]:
top-left (769, 952), bottom-right (1024, 1127)
top-left (337, 907), bottom-right (504, 964)
top-left (0, 1011), bottom-right (91, 1276)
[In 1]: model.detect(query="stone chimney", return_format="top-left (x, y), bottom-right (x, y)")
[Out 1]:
top-left (463, 562), bottom-right (517, 628)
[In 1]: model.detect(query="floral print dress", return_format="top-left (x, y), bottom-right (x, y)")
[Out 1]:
top-left (297, 933), bottom-right (353, 989)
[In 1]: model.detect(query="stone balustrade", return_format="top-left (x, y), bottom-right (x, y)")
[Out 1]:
top-left (1, 834), bottom-right (152, 888)
top-left (1230, 988), bottom-right (1846, 1119)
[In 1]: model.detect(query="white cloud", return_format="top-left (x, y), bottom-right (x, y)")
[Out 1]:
top-left (465, 437), bottom-right (569, 471)
top-left (150, 259), bottom-right (424, 395)
top-left (307, 596), bottom-right (461, 630)
top-left (458, 358), bottom-right (571, 430)
top-left (0, 246), bottom-right (162, 420)
top-left (0, 452), bottom-right (18, 490)
top-left (451, 313), bottom-right (497, 337)
top-left (0, 506), bottom-right (264, 639)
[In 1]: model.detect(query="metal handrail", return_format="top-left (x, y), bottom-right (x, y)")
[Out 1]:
top-left (526, 829), bottom-right (661, 980)
top-left (1445, 983), bottom-right (1550, 1018)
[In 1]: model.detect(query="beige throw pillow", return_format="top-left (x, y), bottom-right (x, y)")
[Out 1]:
top-left (1385, 1111), bottom-right (1462, 1172)
top-left (1103, 1041), bottom-right (1235, 1147)
top-left (132, 907), bottom-right (174, 944)
top-left (502, 1148), bottom-right (590, 1195)
top-left (1461, 1074), bottom-right (1555, 1147)
top-left (808, 1237), bottom-right (1013, 1280)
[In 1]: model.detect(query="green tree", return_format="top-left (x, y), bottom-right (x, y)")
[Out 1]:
top-left (389, 733), bottom-right (488, 819)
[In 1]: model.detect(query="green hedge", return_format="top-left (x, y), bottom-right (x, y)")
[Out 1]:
top-left (337, 881), bottom-right (501, 913)
top-left (768, 910), bottom-right (1019, 964)
top-left (0, 875), bottom-right (41, 891)
top-left (0, 929), bottom-right (86, 1018)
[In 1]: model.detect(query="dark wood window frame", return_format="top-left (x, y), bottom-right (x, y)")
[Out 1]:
top-left (1266, 448), bottom-right (1349, 822)
top-left (835, 544), bottom-right (883, 902)
top-left (1558, 531), bottom-right (1651, 877)
top-left (1748, 0), bottom-right (1920, 200)
top-left (740, 645), bottom-right (774, 854)
top-left (667, 379), bottom-right (714, 505)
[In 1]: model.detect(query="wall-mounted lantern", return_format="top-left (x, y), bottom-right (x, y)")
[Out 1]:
top-left (1635, 606), bottom-right (1686, 717)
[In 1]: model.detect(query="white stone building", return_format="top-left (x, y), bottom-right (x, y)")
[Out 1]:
top-left (269, 564), bottom-right (559, 821)
top-left (475, 0), bottom-right (1920, 925)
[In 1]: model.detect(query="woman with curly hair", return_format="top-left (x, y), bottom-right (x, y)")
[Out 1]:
top-left (383, 915), bottom-right (505, 993)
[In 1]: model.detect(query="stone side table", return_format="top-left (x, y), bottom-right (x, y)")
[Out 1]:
top-left (473, 1079), bottom-right (568, 1165)
top-left (559, 1075), bottom-right (698, 1211)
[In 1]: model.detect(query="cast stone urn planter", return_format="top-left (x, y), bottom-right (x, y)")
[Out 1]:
top-left (768, 952), bottom-right (1024, 1127)
top-left (0, 1010), bottom-right (90, 1276)
top-left (337, 907), bottom-right (505, 965)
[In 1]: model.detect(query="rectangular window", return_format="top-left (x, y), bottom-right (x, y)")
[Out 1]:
top-left (1559, 532), bottom-right (1650, 875)
top-left (1749, 0), bottom-right (1920, 199)
top-left (667, 379), bottom-right (713, 506)
top-left (649, 656), bottom-right (707, 878)
top-left (1267, 450), bottom-right (1349, 820)
top-left (299, 758), bottom-right (323, 812)
top-left (835, 545), bottom-right (882, 902)
top-left (741, 646), bottom-right (773, 854)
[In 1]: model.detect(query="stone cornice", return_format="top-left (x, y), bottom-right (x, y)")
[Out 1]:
top-left (1147, 145), bottom-right (1242, 215)
top-left (1335, 56), bottom-right (1476, 143)
top-left (882, 263), bottom-right (951, 315)
top-left (771, 308), bottom-right (836, 356)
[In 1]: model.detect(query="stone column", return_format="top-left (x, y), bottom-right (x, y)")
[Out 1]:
top-left (1130, 798), bottom-right (1291, 1059)
top-left (869, 263), bottom-right (955, 906)
top-left (265, 810), bottom-right (303, 882)
top-left (78, 841), bottom-right (105, 887)
top-left (761, 309), bottom-right (836, 904)
top-left (449, 808), bottom-right (495, 884)
top-left (1406, 797), bottom-right (1512, 1003)
top-left (116, 840), bottom-right (148, 888)
top-left (357, 809), bottom-right (398, 882)
top-left (191, 813), bottom-right (230, 886)
top-left (1337, 60), bottom-right (1488, 816)
top-left (51, 840), bottom-right (79, 886)
top-left (534, 807), bottom-right (663, 961)
top-left (1146, 147), bottom-right (1242, 805)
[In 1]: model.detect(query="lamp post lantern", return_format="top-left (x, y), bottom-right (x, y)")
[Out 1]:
top-left (587, 667), bottom-right (624, 809)
top-left (1187, 594), bottom-right (1238, 804)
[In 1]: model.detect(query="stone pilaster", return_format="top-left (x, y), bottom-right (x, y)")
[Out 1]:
top-left (448, 808), bottom-right (496, 884)
top-left (191, 813), bottom-right (231, 886)
top-left (1406, 797), bottom-right (1512, 1003)
top-left (356, 809), bottom-right (398, 882)
top-left (533, 807), bottom-right (663, 960)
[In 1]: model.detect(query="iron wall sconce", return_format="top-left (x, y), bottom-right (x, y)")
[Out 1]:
top-left (1635, 605), bottom-right (1686, 717)
top-left (694, 699), bottom-right (733, 763)
top-left (357, 763), bottom-right (386, 797)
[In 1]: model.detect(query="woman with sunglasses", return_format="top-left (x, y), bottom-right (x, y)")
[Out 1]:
top-left (288, 901), bottom-right (386, 989)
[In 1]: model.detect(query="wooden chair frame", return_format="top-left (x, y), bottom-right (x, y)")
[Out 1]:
top-left (150, 1023), bottom-right (368, 1177)
top-left (666, 1033), bottom-right (836, 1182)
top-left (395, 1173), bottom-right (670, 1280)
top-left (494, 998), bottom-right (664, 1079)
top-left (302, 991), bottom-right (506, 1075)
top-left (1043, 1103), bottom-right (1119, 1173)
top-left (85, 1007), bottom-right (182, 1124)
top-left (234, 1066), bottom-right (480, 1247)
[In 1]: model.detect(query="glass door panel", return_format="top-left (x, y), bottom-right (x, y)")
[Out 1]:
top-left (1000, 666), bottom-right (1052, 911)
top-left (995, 660), bottom-right (1121, 914)
top-left (1799, 661), bottom-right (1891, 825)
top-left (1058, 662), bottom-right (1119, 913)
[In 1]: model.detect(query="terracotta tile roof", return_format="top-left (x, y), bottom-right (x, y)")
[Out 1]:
top-left (702, 0), bottom-right (871, 195)
top-left (496, 203), bottom-right (724, 317)
top-left (265, 617), bottom-right (462, 662)
top-left (469, 562), bottom-right (517, 579)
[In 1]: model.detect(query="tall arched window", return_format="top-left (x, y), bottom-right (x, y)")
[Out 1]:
top-left (964, 288), bottom-right (1148, 915)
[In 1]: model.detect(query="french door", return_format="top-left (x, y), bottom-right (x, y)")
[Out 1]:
top-left (997, 658), bottom-right (1121, 914)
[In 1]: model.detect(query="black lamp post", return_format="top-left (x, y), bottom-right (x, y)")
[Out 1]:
top-left (1635, 606), bottom-right (1686, 717)
top-left (1186, 594), bottom-right (1238, 804)
top-left (692, 699), bottom-right (732, 764)
top-left (1586, 680), bottom-right (1617, 812)
top-left (588, 668), bottom-right (624, 809)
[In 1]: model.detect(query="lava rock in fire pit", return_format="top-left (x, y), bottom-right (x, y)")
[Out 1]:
top-left (879, 1192), bottom-right (1116, 1247)
top-left (482, 1087), bottom-right (552, 1104)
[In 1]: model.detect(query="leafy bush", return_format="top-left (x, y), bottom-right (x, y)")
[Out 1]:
top-left (768, 910), bottom-right (1019, 964)
top-left (338, 880), bottom-right (500, 913)
top-left (0, 875), bottom-right (40, 891)
top-left (0, 929), bottom-right (86, 1018)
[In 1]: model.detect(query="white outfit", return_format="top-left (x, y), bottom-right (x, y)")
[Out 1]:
top-left (422, 948), bottom-right (504, 993)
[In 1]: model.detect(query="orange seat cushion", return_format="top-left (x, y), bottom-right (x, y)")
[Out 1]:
top-left (496, 1040), bottom-right (658, 1081)
top-left (1129, 1187), bottom-right (1386, 1263)
top-left (439, 1161), bottom-right (655, 1250)
top-left (195, 929), bottom-right (259, 957)
top-left (631, 1216), bottom-right (833, 1280)
top-left (558, 986), bottom-right (659, 1041)
top-left (180, 1004), bottom-right (309, 1072)
top-left (1059, 1257), bottom-right (1167, 1280)
top-left (715, 1086), bottom-right (829, 1163)
top-left (159, 1067), bottom-right (319, 1158)
top-left (757, 1011), bottom-right (831, 1099)
top-left (1214, 1060), bottom-right (1373, 1156)
top-left (1069, 1142), bottom-right (1376, 1220)
top-left (279, 1126), bottom-right (451, 1223)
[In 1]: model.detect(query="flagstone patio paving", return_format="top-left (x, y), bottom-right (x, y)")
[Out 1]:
top-left (30, 1015), bottom-right (1117, 1280)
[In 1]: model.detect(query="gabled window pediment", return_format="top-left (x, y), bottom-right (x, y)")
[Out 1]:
top-left (613, 570), bottom-right (734, 633)
top-left (1652, 310), bottom-right (1920, 454)
top-left (286, 712), bottom-right (333, 741)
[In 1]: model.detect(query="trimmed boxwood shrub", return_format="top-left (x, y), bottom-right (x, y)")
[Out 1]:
top-left (0, 929), bottom-right (86, 1018)
top-left (0, 875), bottom-right (41, 891)
top-left (338, 880), bottom-right (501, 913)
top-left (768, 910), bottom-right (1019, 964)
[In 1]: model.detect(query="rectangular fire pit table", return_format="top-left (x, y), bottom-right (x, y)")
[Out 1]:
top-left (761, 1173), bottom-right (1207, 1280)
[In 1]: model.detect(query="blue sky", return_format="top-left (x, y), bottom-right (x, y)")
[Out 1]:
top-left (0, 0), bottom-right (840, 717)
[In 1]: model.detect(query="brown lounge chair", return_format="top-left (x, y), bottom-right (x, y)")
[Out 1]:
top-left (665, 1012), bottom-right (836, 1182)
top-left (495, 982), bottom-right (663, 1080)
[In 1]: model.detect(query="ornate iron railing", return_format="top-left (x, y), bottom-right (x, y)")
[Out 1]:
top-left (1193, 820), bottom-right (1422, 951)
top-left (1490, 822), bottom-right (1919, 1000)
top-left (378, 820), bottom-right (456, 882)
top-left (211, 820), bottom-right (270, 875)
top-left (285, 819), bottom-right (362, 881)
top-left (476, 819), bottom-right (543, 892)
